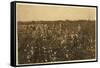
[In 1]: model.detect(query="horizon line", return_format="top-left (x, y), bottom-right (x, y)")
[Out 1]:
top-left (17, 19), bottom-right (96, 22)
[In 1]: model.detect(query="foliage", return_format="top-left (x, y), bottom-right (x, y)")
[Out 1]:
top-left (18, 20), bottom-right (96, 64)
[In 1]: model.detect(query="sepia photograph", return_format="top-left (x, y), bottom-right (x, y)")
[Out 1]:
top-left (14, 2), bottom-right (97, 66)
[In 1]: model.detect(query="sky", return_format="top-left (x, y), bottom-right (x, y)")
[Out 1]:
top-left (16, 3), bottom-right (96, 21)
